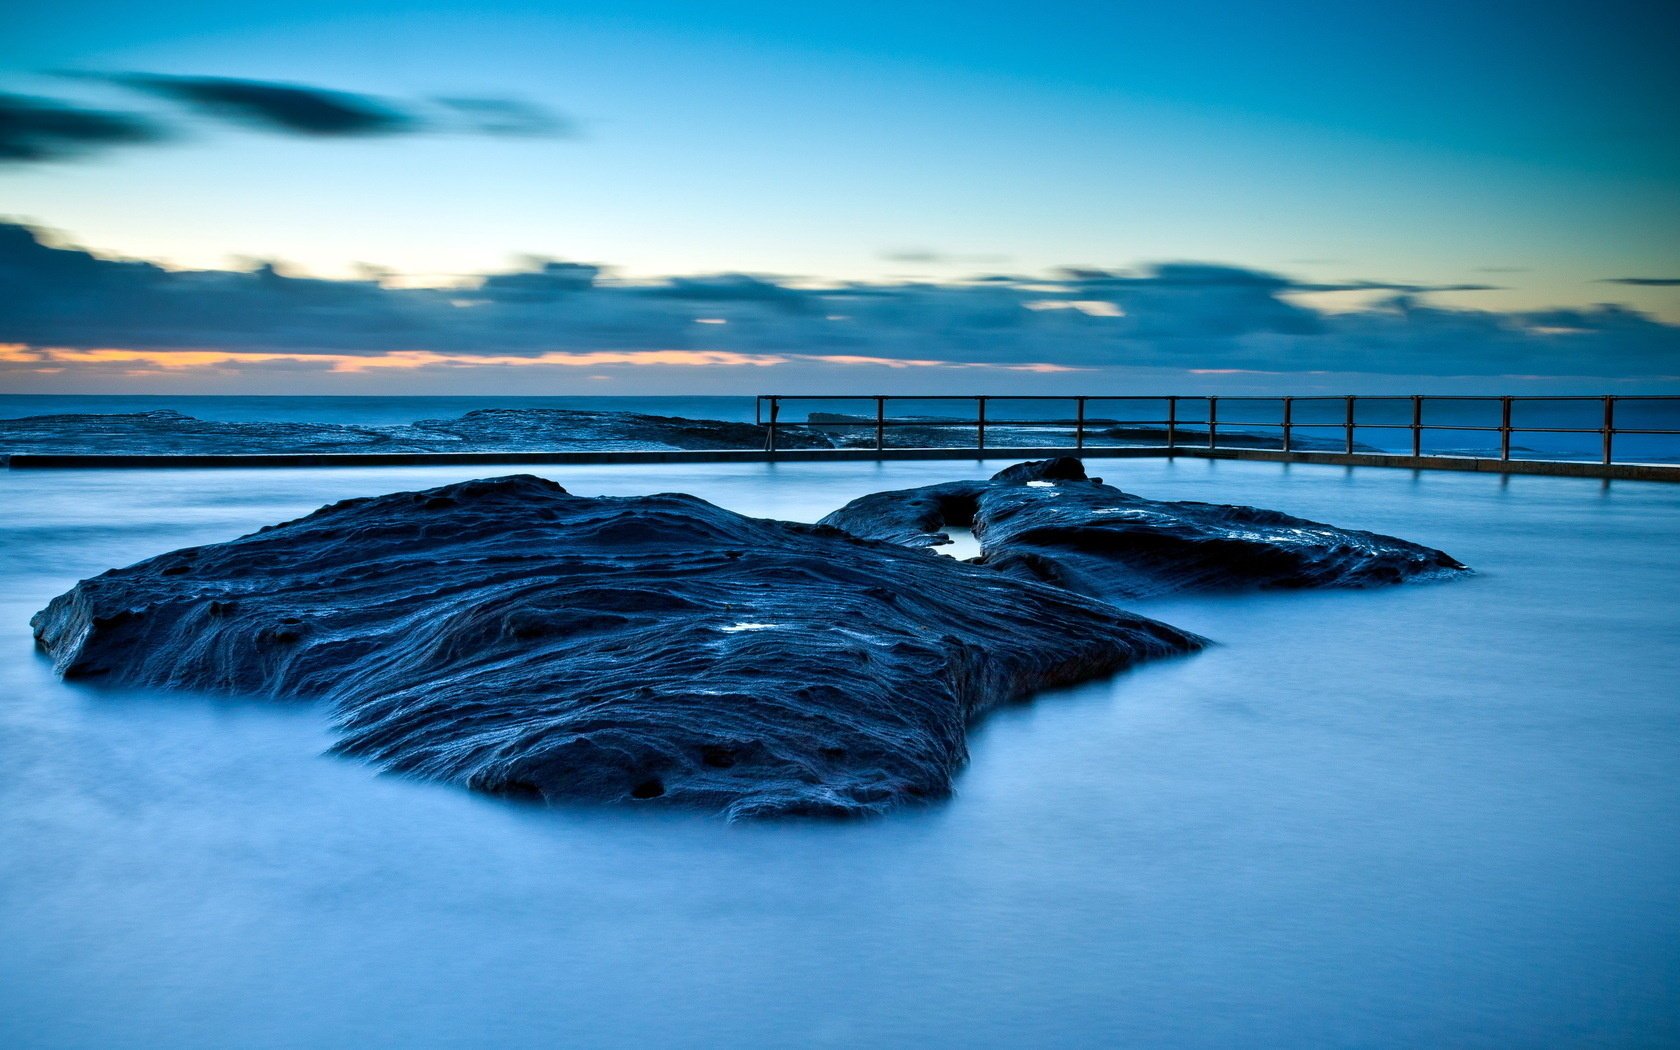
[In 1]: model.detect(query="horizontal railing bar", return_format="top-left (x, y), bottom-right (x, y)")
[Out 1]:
top-left (772, 419), bottom-right (1680, 435)
top-left (758, 394), bottom-right (1680, 402)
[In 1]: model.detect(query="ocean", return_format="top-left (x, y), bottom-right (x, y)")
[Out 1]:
top-left (2, 449), bottom-right (1677, 1047)
top-left (2, 394), bottom-right (1676, 462)
top-left (0, 394), bottom-right (763, 426)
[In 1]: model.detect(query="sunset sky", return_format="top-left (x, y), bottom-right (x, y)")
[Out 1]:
top-left (4, 1), bottom-right (1677, 393)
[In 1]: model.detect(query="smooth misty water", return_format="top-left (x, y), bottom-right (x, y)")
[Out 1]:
top-left (2, 459), bottom-right (1678, 1048)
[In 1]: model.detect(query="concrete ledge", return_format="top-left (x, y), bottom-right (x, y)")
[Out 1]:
top-left (5, 444), bottom-right (1677, 481)
top-left (1167, 447), bottom-right (1680, 482)
top-left (2, 446), bottom-right (1168, 470)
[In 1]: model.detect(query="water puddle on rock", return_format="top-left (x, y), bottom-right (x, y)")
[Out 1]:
top-left (938, 526), bottom-right (983, 561)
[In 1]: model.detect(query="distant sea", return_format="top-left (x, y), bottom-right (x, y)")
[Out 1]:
top-left (0, 394), bottom-right (762, 426)
top-left (1, 393), bottom-right (1676, 461)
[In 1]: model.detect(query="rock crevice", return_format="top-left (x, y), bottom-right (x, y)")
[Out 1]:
top-left (821, 457), bottom-right (1468, 599)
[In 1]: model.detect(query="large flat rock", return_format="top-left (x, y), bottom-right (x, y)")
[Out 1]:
top-left (821, 458), bottom-right (1468, 600)
top-left (32, 474), bottom-right (1200, 819)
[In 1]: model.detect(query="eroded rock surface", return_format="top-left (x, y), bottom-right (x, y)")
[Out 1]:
top-left (32, 474), bottom-right (1199, 818)
top-left (820, 458), bottom-right (1467, 600)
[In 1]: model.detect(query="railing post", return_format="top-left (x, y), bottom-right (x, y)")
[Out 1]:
top-left (977, 397), bottom-right (987, 451)
top-left (1281, 397), bottom-right (1293, 452)
top-left (1075, 397), bottom-right (1086, 449)
top-left (1166, 397), bottom-right (1177, 451)
top-left (1411, 396), bottom-right (1423, 458)
top-left (1345, 395), bottom-right (1356, 454)
top-left (1603, 396), bottom-right (1615, 465)
top-left (875, 396), bottom-right (885, 453)
top-left (767, 397), bottom-right (779, 454)
top-left (1499, 396), bottom-right (1513, 460)
top-left (1208, 396), bottom-right (1218, 450)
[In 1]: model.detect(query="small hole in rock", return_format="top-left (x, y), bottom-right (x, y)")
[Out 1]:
top-left (700, 746), bottom-right (736, 769)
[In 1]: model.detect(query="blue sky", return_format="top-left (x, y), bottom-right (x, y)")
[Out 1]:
top-left (2, 1), bottom-right (1678, 392)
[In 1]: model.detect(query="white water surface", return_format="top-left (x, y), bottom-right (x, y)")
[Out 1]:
top-left (2, 459), bottom-right (1677, 1048)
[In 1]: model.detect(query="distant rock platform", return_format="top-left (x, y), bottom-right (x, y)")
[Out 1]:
top-left (32, 474), bottom-right (1200, 819)
top-left (0, 407), bottom-right (832, 456)
top-left (820, 457), bottom-right (1468, 600)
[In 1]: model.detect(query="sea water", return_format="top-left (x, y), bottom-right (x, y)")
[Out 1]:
top-left (2, 456), bottom-right (1677, 1047)
top-left (4, 394), bottom-right (1678, 462)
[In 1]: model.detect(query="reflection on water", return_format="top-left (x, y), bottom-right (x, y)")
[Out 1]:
top-left (2, 459), bottom-right (1678, 1048)
top-left (936, 525), bottom-right (984, 561)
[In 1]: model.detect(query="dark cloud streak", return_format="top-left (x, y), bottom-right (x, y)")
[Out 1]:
top-left (0, 74), bottom-right (573, 163)
top-left (103, 74), bottom-right (415, 136)
top-left (0, 91), bottom-right (164, 163)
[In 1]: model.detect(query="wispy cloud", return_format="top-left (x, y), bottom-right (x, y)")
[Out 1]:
top-left (433, 97), bottom-right (573, 137)
top-left (0, 92), bottom-right (164, 162)
top-left (95, 73), bottom-right (417, 136)
top-left (881, 248), bottom-right (1012, 267)
top-left (0, 74), bottom-right (572, 164)
top-left (1599, 276), bottom-right (1680, 287)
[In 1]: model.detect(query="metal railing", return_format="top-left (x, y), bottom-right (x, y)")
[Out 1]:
top-left (755, 394), bottom-right (1680, 468)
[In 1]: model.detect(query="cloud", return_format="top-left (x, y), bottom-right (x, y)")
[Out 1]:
top-left (1600, 277), bottom-right (1680, 286)
top-left (643, 274), bottom-right (814, 309)
top-left (434, 97), bottom-right (573, 137)
top-left (1, 221), bottom-right (1676, 383)
top-left (101, 74), bottom-right (415, 136)
top-left (0, 75), bottom-right (572, 162)
top-left (0, 92), bottom-right (164, 163)
top-left (881, 248), bottom-right (1012, 266)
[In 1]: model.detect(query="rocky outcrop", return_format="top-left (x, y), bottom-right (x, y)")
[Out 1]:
top-left (32, 474), bottom-right (1200, 819)
top-left (407, 408), bottom-right (832, 451)
top-left (0, 409), bottom-right (406, 455)
top-left (820, 458), bottom-right (1467, 599)
top-left (0, 407), bottom-right (831, 455)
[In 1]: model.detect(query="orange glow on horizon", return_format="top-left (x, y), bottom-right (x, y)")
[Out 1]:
top-left (0, 345), bottom-right (790, 371)
top-left (0, 343), bottom-right (1081, 375)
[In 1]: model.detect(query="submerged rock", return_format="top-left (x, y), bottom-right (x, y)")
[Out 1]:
top-left (31, 474), bottom-right (1200, 819)
top-left (821, 458), bottom-right (1467, 600)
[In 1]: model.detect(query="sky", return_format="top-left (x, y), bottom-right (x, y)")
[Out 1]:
top-left (2, 0), bottom-right (1678, 394)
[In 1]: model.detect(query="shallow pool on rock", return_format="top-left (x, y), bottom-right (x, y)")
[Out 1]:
top-left (2, 458), bottom-right (1678, 1048)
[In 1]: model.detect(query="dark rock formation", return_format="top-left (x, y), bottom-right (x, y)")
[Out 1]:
top-left (406, 408), bottom-right (833, 451)
top-left (0, 409), bottom-right (406, 455)
top-left (32, 474), bottom-right (1200, 819)
top-left (0, 407), bottom-right (830, 456)
top-left (820, 458), bottom-right (1467, 600)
